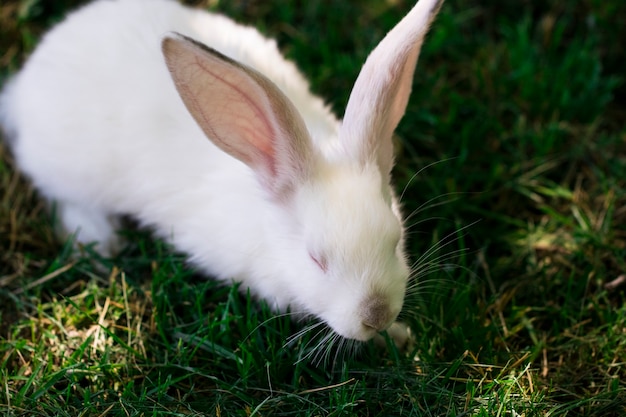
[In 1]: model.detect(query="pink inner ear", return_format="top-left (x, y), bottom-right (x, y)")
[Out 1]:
top-left (163, 35), bottom-right (314, 197)
top-left (191, 54), bottom-right (278, 171)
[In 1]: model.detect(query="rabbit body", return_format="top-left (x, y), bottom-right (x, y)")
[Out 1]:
top-left (1, 0), bottom-right (443, 341)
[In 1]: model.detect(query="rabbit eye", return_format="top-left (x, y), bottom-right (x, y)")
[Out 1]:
top-left (309, 252), bottom-right (328, 273)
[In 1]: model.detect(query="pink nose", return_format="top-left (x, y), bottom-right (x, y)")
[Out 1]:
top-left (360, 295), bottom-right (395, 332)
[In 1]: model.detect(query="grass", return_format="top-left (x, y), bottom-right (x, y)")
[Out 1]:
top-left (1, 0), bottom-right (625, 415)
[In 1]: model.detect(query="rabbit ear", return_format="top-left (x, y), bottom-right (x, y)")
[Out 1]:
top-left (162, 34), bottom-right (313, 198)
top-left (340, 0), bottom-right (443, 175)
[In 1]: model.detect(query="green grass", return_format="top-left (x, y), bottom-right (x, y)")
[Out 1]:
top-left (1, 0), bottom-right (625, 415)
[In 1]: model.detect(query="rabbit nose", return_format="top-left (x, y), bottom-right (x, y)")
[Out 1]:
top-left (360, 295), bottom-right (395, 332)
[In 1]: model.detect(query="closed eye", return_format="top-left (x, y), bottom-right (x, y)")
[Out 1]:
top-left (309, 252), bottom-right (328, 273)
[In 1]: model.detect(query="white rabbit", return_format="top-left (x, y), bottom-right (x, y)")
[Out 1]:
top-left (0, 0), bottom-right (443, 342)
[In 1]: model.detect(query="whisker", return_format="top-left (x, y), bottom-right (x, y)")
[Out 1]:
top-left (407, 275), bottom-right (457, 290)
top-left (302, 324), bottom-right (327, 345)
top-left (410, 220), bottom-right (479, 269)
top-left (410, 246), bottom-right (470, 272)
top-left (399, 156), bottom-right (459, 202)
top-left (242, 310), bottom-right (304, 343)
top-left (309, 330), bottom-right (336, 366)
top-left (284, 320), bottom-right (325, 347)
top-left (405, 215), bottom-right (451, 229)
top-left (333, 335), bottom-right (349, 368)
top-left (412, 263), bottom-right (460, 279)
top-left (408, 244), bottom-right (477, 291)
top-left (401, 220), bottom-right (481, 322)
top-left (404, 192), bottom-right (465, 225)
top-left (407, 266), bottom-right (465, 297)
top-left (294, 325), bottom-right (336, 365)
top-left (403, 216), bottom-right (454, 241)
top-left (409, 259), bottom-right (469, 285)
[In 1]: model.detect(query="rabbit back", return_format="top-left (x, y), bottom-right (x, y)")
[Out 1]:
top-left (3, 0), bottom-right (337, 215)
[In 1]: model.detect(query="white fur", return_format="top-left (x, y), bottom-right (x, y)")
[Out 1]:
top-left (0, 0), bottom-right (442, 341)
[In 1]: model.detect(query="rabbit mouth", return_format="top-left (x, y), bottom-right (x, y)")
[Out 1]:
top-left (317, 296), bottom-right (402, 342)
